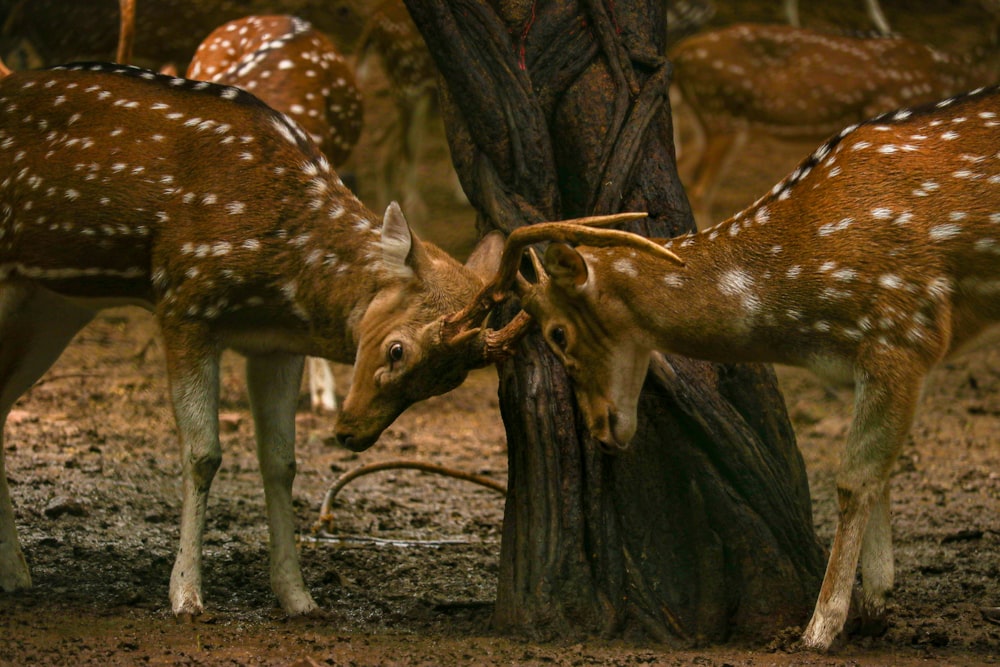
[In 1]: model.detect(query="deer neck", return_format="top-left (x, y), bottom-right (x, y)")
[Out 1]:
top-left (593, 200), bottom-right (817, 367)
top-left (239, 208), bottom-right (406, 364)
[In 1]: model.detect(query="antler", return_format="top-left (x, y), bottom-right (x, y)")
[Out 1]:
top-left (440, 211), bottom-right (685, 365)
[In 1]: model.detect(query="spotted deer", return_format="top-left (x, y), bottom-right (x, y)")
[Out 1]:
top-left (186, 14), bottom-right (364, 413)
top-left (461, 85), bottom-right (1000, 649)
top-left (0, 62), bottom-right (540, 617)
top-left (670, 23), bottom-right (996, 226)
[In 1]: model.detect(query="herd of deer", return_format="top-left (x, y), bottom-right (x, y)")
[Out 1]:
top-left (0, 0), bottom-right (997, 655)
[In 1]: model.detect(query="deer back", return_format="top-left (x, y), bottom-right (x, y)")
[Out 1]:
top-left (0, 64), bottom-right (377, 348)
top-left (670, 24), bottom-right (993, 139)
top-left (187, 15), bottom-right (363, 167)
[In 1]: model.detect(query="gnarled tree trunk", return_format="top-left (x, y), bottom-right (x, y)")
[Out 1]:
top-left (404, 0), bottom-right (827, 644)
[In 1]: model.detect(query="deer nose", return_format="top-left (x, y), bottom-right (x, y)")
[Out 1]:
top-left (597, 410), bottom-right (631, 454)
top-left (335, 432), bottom-right (374, 452)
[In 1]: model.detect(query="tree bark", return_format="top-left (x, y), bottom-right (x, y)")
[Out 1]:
top-left (404, 0), bottom-right (827, 644)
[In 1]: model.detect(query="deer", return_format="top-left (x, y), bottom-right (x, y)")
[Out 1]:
top-left (0, 60), bottom-right (568, 618)
top-left (452, 84), bottom-right (1000, 650)
top-left (669, 23), bottom-right (996, 227)
top-left (185, 14), bottom-right (364, 413)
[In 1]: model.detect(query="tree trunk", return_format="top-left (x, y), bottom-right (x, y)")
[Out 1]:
top-left (404, 0), bottom-right (827, 644)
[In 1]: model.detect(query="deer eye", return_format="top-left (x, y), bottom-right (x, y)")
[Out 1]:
top-left (388, 342), bottom-right (404, 364)
top-left (548, 326), bottom-right (568, 351)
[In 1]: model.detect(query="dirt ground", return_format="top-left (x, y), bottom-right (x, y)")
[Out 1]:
top-left (4, 2), bottom-right (1000, 666)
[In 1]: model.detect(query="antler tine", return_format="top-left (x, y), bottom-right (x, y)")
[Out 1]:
top-left (515, 247), bottom-right (547, 297)
top-left (507, 221), bottom-right (686, 267)
top-left (558, 211), bottom-right (649, 228)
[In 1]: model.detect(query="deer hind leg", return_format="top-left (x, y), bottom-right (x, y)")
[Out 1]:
top-left (686, 127), bottom-right (747, 230)
top-left (857, 478), bottom-right (893, 635)
top-left (162, 320), bottom-right (221, 618)
top-left (802, 360), bottom-right (923, 651)
top-left (864, 0), bottom-right (893, 34)
top-left (246, 353), bottom-right (319, 616)
top-left (307, 357), bottom-right (337, 413)
top-left (0, 283), bottom-right (94, 592)
top-left (783, 0), bottom-right (801, 26)
top-left (398, 92), bottom-right (432, 226)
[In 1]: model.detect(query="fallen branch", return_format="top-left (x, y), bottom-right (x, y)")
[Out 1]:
top-left (313, 460), bottom-right (507, 534)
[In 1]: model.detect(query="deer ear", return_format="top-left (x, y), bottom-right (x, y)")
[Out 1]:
top-left (543, 243), bottom-right (588, 289)
top-left (463, 231), bottom-right (504, 284)
top-left (380, 201), bottom-right (430, 278)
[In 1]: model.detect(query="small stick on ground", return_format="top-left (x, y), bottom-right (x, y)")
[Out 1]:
top-left (314, 460), bottom-right (506, 534)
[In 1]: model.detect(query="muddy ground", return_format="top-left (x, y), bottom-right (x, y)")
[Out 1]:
top-left (4, 1), bottom-right (1000, 665)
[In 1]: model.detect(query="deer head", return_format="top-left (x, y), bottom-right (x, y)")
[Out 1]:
top-left (422, 213), bottom-right (684, 450)
top-left (518, 242), bottom-right (660, 448)
top-left (333, 203), bottom-right (511, 451)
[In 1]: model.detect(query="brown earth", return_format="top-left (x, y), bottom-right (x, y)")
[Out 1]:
top-left (4, 1), bottom-right (1000, 666)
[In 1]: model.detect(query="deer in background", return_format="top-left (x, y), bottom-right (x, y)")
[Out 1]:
top-left (352, 0), bottom-right (460, 225)
top-left (460, 85), bottom-right (1000, 649)
top-left (0, 62), bottom-right (536, 617)
top-left (185, 14), bottom-right (364, 413)
top-left (670, 23), bottom-right (996, 226)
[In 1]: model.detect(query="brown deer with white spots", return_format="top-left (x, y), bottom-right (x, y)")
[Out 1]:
top-left (670, 23), bottom-right (996, 226)
top-left (459, 85), bottom-right (1000, 649)
top-left (186, 14), bottom-right (364, 413)
top-left (0, 62), bottom-right (538, 618)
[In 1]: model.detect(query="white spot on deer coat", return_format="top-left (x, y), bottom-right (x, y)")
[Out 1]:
top-left (818, 217), bottom-right (853, 236)
top-left (613, 258), bottom-right (638, 276)
top-left (718, 268), bottom-right (761, 315)
top-left (929, 224), bottom-right (962, 241)
top-left (879, 274), bottom-right (903, 289)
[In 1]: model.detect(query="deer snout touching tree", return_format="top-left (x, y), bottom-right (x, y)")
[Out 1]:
top-left (472, 85), bottom-right (1000, 650)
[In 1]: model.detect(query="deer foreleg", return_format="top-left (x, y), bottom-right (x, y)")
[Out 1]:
top-left (802, 362), bottom-right (921, 651)
top-left (246, 353), bottom-right (319, 616)
top-left (164, 323), bottom-right (221, 618)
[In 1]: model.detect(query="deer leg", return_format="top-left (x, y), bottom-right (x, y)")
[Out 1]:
top-left (857, 479), bottom-right (893, 635)
top-left (864, 0), bottom-right (893, 35)
top-left (307, 357), bottom-right (337, 413)
top-left (400, 92), bottom-right (431, 225)
top-left (163, 321), bottom-right (221, 618)
top-left (783, 0), bottom-right (801, 26)
top-left (0, 284), bottom-right (93, 592)
top-left (687, 128), bottom-right (746, 229)
top-left (802, 362), bottom-right (921, 651)
top-left (246, 352), bottom-right (319, 616)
